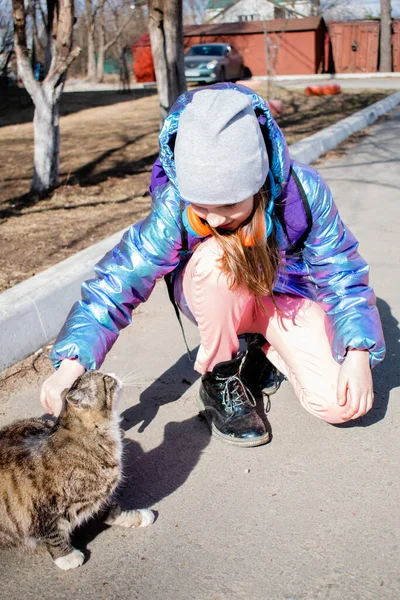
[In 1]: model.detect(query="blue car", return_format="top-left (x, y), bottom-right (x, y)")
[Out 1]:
top-left (184, 43), bottom-right (245, 84)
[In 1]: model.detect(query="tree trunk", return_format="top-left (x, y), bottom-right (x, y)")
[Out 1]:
top-left (31, 86), bottom-right (61, 192)
top-left (96, 0), bottom-right (105, 82)
top-left (45, 0), bottom-right (56, 75)
top-left (12, 0), bottom-right (80, 195)
top-left (148, 0), bottom-right (186, 125)
top-left (87, 23), bottom-right (97, 81)
top-left (96, 41), bottom-right (105, 83)
top-left (379, 0), bottom-right (392, 72)
top-left (85, 0), bottom-right (97, 82)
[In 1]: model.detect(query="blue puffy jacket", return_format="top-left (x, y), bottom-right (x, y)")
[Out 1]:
top-left (50, 83), bottom-right (385, 370)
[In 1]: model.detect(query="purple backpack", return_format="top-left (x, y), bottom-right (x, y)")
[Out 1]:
top-left (149, 158), bottom-right (312, 254)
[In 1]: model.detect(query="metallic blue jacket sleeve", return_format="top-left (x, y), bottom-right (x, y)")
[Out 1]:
top-left (300, 166), bottom-right (385, 368)
top-left (50, 184), bottom-right (182, 370)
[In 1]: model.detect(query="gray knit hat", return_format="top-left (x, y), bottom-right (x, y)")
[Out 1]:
top-left (174, 88), bottom-right (269, 205)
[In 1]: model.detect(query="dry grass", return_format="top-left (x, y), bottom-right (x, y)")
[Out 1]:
top-left (0, 83), bottom-right (394, 294)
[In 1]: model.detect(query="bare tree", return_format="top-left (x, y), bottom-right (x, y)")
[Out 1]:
top-left (182, 0), bottom-right (208, 24)
top-left (311, 0), bottom-right (321, 16)
top-left (80, 0), bottom-right (139, 83)
top-left (0, 5), bottom-right (14, 79)
top-left (12, 0), bottom-right (80, 193)
top-left (318, 0), bottom-right (355, 20)
top-left (148, 0), bottom-right (187, 124)
top-left (380, 0), bottom-right (392, 72)
top-left (96, 0), bottom-right (136, 82)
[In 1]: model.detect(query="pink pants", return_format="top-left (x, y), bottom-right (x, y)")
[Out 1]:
top-left (182, 237), bottom-right (349, 425)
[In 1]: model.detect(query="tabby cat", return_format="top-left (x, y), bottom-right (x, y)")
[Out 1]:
top-left (0, 371), bottom-right (154, 570)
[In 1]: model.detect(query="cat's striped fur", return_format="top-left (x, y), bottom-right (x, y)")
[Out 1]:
top-left (0, 371), bottom-right (154, 570)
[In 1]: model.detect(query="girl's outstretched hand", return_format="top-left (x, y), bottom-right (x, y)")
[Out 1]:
top-left (337, 349), bottom-right (374, 420)
top-left (40, 359), bottom-right (86, 417)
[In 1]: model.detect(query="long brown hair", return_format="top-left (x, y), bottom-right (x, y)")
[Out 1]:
top-left (209, 185), bottom-right (280, 310)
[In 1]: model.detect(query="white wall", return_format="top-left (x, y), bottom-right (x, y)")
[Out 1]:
top-left (205, 0), bottom-right (312, 24)
top-left (224, 0), bottom-right (274, 22)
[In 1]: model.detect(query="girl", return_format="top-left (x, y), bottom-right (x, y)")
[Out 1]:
top-left (41, 83), bottom-right (385, 447)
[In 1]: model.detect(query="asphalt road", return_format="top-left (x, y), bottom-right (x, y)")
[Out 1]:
top-left (0, 107), bottom-right (399, 600)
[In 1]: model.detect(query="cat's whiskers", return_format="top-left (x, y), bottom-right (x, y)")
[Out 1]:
top-left (122, 375), bottom-right (140, 383)
top-left (120, 368), bottom-right (142, 382)
top-left (121, 377), bottom-right (144, 386)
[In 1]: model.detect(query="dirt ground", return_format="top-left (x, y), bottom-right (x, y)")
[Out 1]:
top-left (0, 83), bottom-right (394, 295)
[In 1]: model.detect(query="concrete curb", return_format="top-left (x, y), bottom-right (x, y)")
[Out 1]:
top-left (289, 91), bottom-right (400, 164)
top-left (258, 72), bottom-right (400, 82)
top-left (0, 229), bottom-right (127, 372)
top-left (64, 81), bottom-right (157, 92)
top-left (2, 91), bottom-right (400, 372)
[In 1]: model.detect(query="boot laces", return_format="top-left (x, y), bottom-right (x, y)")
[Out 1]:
top-left (221, 374), bottom-right (256, 412)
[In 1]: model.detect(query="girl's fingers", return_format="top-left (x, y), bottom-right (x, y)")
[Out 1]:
top-left (40, 384), bottom-right (55, 415)
top-left (39, 386), bottom-right (45, 409)
top-left (351, 391), bottom-right (374, 420)
top-left (344, 387), bottom-right (364, 420)
top-left (40, 386), bottom-right (50, 413)
top-left (351, 392), bottom-right (367, 420)
top-left (366, 390), bottom-right (374, 413)
top-left (343, 387), bottom-right (356, 419)
top-left (337, 375), bottom-right (348, 406)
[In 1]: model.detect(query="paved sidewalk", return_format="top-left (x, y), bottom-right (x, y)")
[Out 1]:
top-left (1, 108), bottom-right (399, 600)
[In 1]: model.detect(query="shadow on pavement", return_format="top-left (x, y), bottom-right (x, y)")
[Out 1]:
top-left (72, 413), bottom-right (210, 552)
top-left (120, 350), bottom-right (200, 433)
top-left (72, 351), bottom-right (208, 548)
top-left (118, 414), bottom-right (210, 508)
top-left (339, 297), bottom-right (399, 428)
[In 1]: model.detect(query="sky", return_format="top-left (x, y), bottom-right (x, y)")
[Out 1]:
top-left (324, 0), bottom-right (400, 19)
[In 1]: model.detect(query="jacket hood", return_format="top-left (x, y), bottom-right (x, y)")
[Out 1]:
top-left (159, 82), bottom-right (291, 203)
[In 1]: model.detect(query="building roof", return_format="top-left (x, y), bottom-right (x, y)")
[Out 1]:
top-left (206, 0), bottom-right (236, 9)
top-left (205, 0), bottom-right (307, 11)
top-left (133, 17), bottom-right (325, 47)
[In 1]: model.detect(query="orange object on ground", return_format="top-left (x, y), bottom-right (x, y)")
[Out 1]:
top-left (304, 84), bottom-right (341, 96)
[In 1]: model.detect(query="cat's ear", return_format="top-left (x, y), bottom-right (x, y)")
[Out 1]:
top-left (103, 375), bottom-right (118, 409)
top-left (104, 375), bottom-right (117, 394)
top-left (66, 389), bottom-right (90, 410)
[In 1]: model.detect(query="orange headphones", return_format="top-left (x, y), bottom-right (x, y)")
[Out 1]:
top-left (183, 204), bottom-right (266, 247)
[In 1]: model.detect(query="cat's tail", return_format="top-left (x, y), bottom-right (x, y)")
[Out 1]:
top-left (137, 509), bottom-right (155, 528)
top-left (104, 505), bottom-right (155, 528)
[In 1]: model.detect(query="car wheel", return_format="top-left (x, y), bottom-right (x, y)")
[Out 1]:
top-left (231, 64), bottom-right (245, 83)
top-left (219, 67), bottom-right (226, 83)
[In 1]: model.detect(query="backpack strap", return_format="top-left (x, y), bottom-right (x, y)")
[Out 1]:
top-left (149, 157), bottom-right (169, 196)
top-left (164, 198), bottom-right (193, 361)
top-left (275, 165), bottom-right (313, 254)
top-left (179, 199), bottom-right (189, 253)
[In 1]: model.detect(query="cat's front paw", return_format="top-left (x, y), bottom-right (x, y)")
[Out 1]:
top-left (54, 548), bottom-right (85, 570)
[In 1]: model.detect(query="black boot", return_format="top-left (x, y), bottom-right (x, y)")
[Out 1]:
top-left (198, 354), bottom-right (270, 447)
top-left (242, 334), bottom-right (279, 396)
